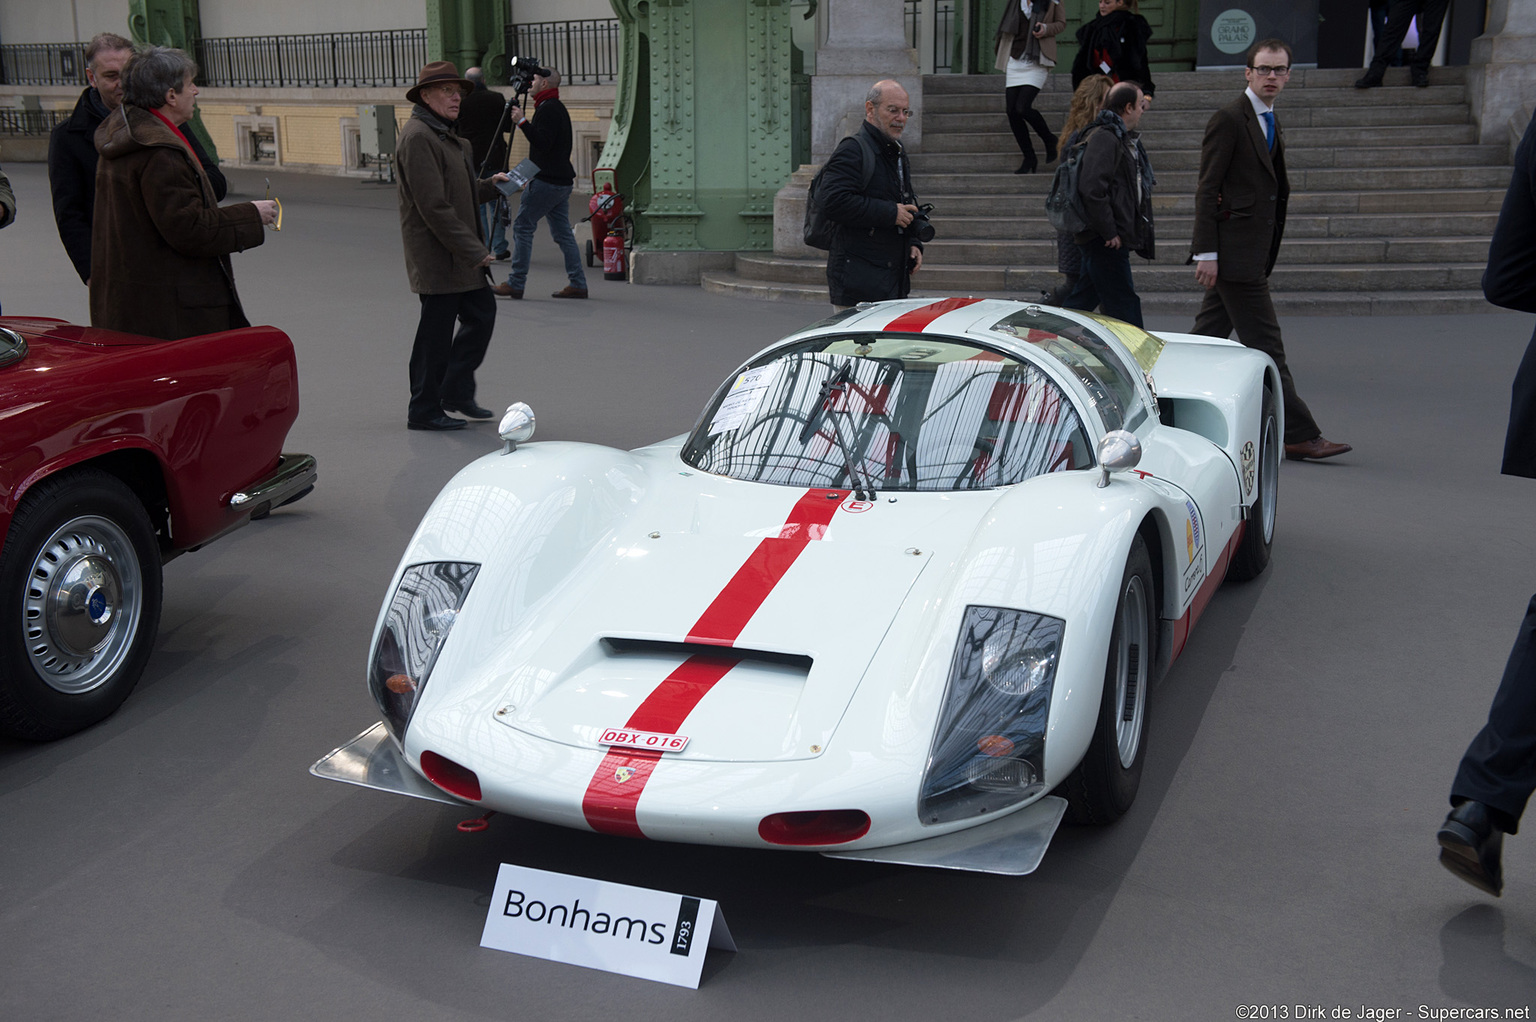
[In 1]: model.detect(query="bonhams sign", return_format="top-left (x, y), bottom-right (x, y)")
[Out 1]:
top-left (480, 863), bottom-right (736, 988)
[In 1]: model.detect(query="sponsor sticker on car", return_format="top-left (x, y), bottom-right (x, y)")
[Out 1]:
top-left (600, 727), bottom-right (691, 753)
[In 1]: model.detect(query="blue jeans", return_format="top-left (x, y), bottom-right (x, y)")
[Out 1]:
top-left (479, 200), bottom-right (508, 256)
top-left (1062, 237), bottom-right (1143, 328)
top-left (507, 178), bottom-right (586, 292)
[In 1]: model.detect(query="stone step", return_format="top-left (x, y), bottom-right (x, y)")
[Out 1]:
top-left (731, 252), bottom-right (1486, 293)
top-left (922, 103), bottom-right (1470, 131)
top-left (923, 84), bottom-right (1469, 117)
top-left (918, 65), bottom-right (1467, 95)
top-left (934, 211), bottom-right (1501, 240)
top-left (916, 236), bottom-right (1493, 266)
top-left (909, 143), bottom-right (1503, 170)
top-left (910, 165), bottom-right (1512, 193)
top-left (917, 121), bottom-right (1478, 149)
top-left (701, 271), bottom-right (1492, 316)
top-left (913, 188), bottom-right (1506, 217)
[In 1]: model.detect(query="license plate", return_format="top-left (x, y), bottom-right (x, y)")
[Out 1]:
top-left (599, 727), bottom-right (690, 753)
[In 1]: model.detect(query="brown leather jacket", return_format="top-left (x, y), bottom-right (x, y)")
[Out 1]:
top-left (89, 105), bottom-right (263, 340)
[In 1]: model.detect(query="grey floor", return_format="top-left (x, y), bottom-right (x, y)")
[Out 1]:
top-left (2, 162), bottom-right (1534, 1020)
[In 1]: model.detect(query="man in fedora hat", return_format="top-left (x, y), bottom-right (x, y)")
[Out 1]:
top-left (396, 60), bottom-right (510, 431)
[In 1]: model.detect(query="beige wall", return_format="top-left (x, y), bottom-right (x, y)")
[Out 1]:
top-left (198, 1), bottom-right (425, 37)
top-left (0, 1), bottom-right (127, 44)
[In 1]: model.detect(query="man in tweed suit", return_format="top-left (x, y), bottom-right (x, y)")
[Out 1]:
top-left (1189, 38), bottom-right (1350, 462)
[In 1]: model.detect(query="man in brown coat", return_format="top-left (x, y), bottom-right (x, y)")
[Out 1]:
top-left (1189, 38), bottom-right (1349, 461)
top-left (396, 61), bottom-right (509, 431)
top-left (90, 47), bottom-right (275, 341)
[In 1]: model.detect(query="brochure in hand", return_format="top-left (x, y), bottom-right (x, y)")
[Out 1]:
top-left (495, 158), bottom-right (541, 197)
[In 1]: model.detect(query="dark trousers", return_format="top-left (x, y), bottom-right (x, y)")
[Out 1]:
top-left (1369, 0), bottom-right (1451, 74)
top-left (1451, 593), bottom-right (1536, 834)
top-left (408, 287), bottom-right (495, 423)
top-left (1062, 237), bottom-right (1143, 327)
top-left (1191, 279), bottom-right (1321, 444)
top-left (1006, 85), bottom-right (1055, 163)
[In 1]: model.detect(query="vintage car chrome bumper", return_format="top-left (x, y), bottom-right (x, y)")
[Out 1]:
top-left (229, 453), bottom-right (317, 519)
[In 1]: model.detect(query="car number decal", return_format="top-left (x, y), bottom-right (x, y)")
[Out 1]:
top-left (581, 488), bottom-right (851, 839)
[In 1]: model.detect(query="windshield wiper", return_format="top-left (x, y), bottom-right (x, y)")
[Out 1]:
top-left (799, 362), bottom-right (877, 501)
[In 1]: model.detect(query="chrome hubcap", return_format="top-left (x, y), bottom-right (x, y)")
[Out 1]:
top-left (1115, 575), bottom-right (1148, 768)
top-left (23, 517), bottom-right (143, 695)
top-left (1260, 414), bottom-right (1279, 544)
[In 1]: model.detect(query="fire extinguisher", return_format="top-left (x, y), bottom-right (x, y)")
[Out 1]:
top-left (603, 229), bottom-right (627, 280)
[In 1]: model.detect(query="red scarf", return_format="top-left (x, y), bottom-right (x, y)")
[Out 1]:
top-left (533, 88), bottom-right (560, 110)
top-left (148, 106), bottom-right (195, 154)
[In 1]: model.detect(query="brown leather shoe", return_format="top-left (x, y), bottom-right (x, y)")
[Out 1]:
top-left (551, 285), bottom-right (589, 299)
top-left (490, 283), bottom-right (522, 299)
top-left (1284, 436), bottom-right (1352, 461)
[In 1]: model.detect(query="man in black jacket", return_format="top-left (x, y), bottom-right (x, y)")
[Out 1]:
top-left (491, 68), bottom-right (587, 300)
top-left (455, 67), bottom-right (510, 259)
top-left (1436, 107), bottom-right (1536, 898)
top-left (48, 32), bottom-right (226, 286)
top-left (820, 79), bottom-right (924, 309)
top-left (1061, 81), bottom-right (1152, 327)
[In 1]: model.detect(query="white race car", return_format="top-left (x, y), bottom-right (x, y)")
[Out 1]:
top-left (314, 298), bottom-right (1281, 874)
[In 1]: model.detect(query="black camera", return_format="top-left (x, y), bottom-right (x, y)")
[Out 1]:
top-left (507, 56), bottom-right (550, 94)
top-left (911, 203), bottom-right (936, 244)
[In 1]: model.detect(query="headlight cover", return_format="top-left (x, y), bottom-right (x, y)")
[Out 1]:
top-left (919, 606), bottom-right (1062, 825)
top-left (368, 562), bottom-right (480, 743)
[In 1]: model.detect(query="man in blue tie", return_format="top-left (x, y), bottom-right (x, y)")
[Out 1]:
top-left (1189, 38), bottom-right (1350, 462)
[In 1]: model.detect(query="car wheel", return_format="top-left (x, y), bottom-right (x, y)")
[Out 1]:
top-left (0, 469), bottom-right (163, 740)
top-left (1228, 387), bottom-right (1279, 582)
top-left (1065, 535), bottom-right (1155, 824)
top-left (585, 239), bottom-right (595, 267)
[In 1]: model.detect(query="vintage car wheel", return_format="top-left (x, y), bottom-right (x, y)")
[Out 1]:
top-left (1065, 535), bottom-right (1155, 824)
top-left (1228, 387), bottom-right (1279, 582)
top-left (0, 469), bottom-right (164, 740)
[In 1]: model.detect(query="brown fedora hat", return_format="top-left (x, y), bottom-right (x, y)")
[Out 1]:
top-left (406, 60), bottom-right (473, 106)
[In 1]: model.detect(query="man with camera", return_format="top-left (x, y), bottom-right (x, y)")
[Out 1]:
top-left (819, 79), bottom-right (927, 310)
top-left (491, 65), bottom-right (587, 300)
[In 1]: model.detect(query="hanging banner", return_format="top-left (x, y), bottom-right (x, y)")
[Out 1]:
top-left (480, 863), bottom-right (736, 988)
top-left (1198, 1), bottom-right (1320, 68)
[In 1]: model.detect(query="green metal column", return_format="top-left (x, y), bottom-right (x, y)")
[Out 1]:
top-left (603, 0), bottom-right (795, 255)
top-left (128, 0), bottom-right (217, 160)
top-left (425, 0), bottom-right (502, 72)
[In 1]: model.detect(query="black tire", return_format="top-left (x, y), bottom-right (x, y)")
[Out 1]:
top-left (1228, 387), bottom-right (1279, 582)
top-left (1064, 535), bottom-right (1155, 824)
top-left (0, 469), bottom-right (163, 740)
top-left (585, 239), bottom-right (595, 268)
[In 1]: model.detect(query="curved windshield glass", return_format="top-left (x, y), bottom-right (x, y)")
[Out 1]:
top-left (988, 308), bottom-right (1157, 433)
top-left (682, 335), bottom-right (1090, 492)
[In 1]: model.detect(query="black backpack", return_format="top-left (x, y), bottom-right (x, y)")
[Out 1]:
top-left (1044, 125), bottom-right (1100, 235)
top-left (803, 131), bottom-right (878, 250)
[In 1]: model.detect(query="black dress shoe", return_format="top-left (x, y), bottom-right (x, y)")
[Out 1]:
top-left (443, 399), bottom-right (495, 420)
top-left (1437, 801), bottom-right (1504, 897)
top-left (1355, 70), bottom-right (1384, 89)
top-left (407, 415), bottom-right (468, 431)
top-left (1411, 69), bottom-right (1430, 88)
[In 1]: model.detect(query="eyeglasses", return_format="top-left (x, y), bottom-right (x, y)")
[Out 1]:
top-left (1248, 65), bottom-right (1291, 77)
top-left (882, 105), bottom-right (913, 117)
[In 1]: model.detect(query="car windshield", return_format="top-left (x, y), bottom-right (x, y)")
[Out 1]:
top-left (681, 335), bottom-right (1090, 492)
top-left (987, 308), bottom-right (1159, 434)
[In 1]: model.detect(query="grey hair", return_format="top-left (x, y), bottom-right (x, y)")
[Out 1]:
top-left (122, 45), bottom-right (198, 110)
top-left (86, 32), bottom-right (133, 66)
top-left (865, 84), bottom-right (883, 106)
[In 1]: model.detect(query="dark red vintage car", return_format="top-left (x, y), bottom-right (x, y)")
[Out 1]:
top-left (0, 317), bottom-right (316, 740)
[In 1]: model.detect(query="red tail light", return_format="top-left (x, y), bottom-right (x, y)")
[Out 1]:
top-left (758, 809), bottom-right (870, 846)
top-left (419, 750), bottom-right (482, 801)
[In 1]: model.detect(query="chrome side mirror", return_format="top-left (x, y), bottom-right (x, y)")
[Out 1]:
top-left (1096, 430), bottom-right (1142, 488)
top-left (498, 402), bottom-right (536, 454)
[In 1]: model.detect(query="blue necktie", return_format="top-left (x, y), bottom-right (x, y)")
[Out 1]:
top-left (1262, 110), bottom-right (1275, 152)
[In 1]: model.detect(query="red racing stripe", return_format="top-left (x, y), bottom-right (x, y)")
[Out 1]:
top-left (883, 296), bottom-right (983, 333)
top-left (581, 487), bottom-right (849, 837)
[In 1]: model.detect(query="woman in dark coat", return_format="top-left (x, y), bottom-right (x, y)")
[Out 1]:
top-left (1071, 0), bottom-right (1156, 98)
top-left (90, 46), bottom-right (276, 340)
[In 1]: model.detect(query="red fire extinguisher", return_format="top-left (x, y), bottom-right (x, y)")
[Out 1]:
top-left (603, 229), bottom-right (627, 280)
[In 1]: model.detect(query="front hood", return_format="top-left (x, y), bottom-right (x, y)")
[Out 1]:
top-left (497, 527), bottom-right (934, 761)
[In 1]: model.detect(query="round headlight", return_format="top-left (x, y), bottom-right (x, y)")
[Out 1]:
top-left (981, 636), bottom-right (1057, 696)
